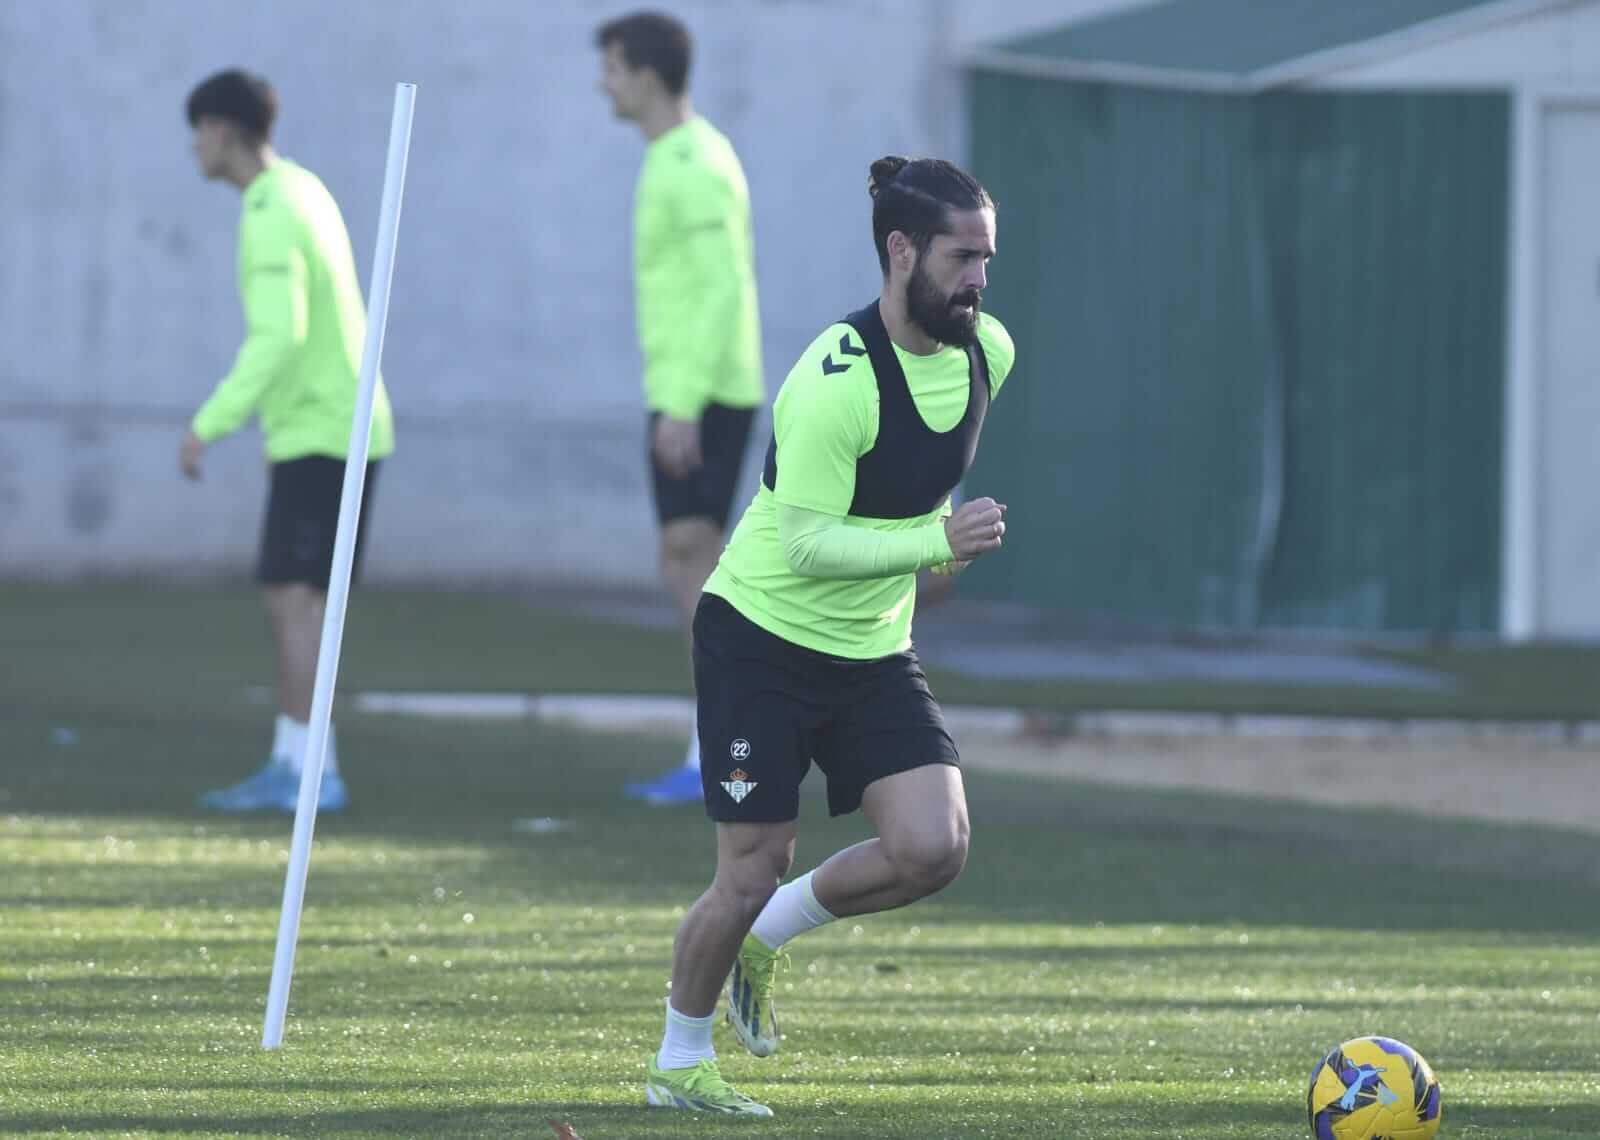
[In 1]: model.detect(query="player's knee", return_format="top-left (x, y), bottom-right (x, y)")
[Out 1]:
top-left (920, 830), bottom-right (969, 894)
top-left (885, 820), bottom-right (969, 896)
top-left (717, 872), bottom-right (780, 923)
top-left (263, 582), bottom-right (322, 621)
top-left (715, 846), bottom-right (792, 919)
top-left (659, 520), bottom-right (719, 567)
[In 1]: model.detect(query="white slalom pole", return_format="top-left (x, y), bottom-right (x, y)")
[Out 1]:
top-left (262, 83), bottom-right (416, 1051)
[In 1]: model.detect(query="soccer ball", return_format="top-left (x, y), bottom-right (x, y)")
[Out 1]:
top-left (1307, 1036), bottom-right (1441, 1139)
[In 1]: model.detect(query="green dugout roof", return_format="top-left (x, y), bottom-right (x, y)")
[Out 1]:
top-left (970, 0), bottom-right (1564, 91)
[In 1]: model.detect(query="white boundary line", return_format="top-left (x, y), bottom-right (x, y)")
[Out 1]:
top-left (347, 691), bottom-right (1600, 745)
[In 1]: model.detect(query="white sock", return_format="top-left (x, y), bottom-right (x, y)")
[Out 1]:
top-left (655, 1001), bottom-right (715, 1070)
top-left (273, 715), bottom-right (303, 767)
top-left (275, 718), bottom-right (339, 777)
top-left (750, 869), bottom-right (838, 951)
top-left (683, 726), bottom-right (700, 773)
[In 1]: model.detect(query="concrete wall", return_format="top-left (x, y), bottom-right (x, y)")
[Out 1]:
top-left (0, 0), bottom-right (1125, 587)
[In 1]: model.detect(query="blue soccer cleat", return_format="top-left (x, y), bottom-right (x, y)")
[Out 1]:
top-left (199, 760), bottom-right (349, 814)
top-left (623, 765), bottom-right (704, 806)
top-left (314, 769), bottom-right (349, 814)
top-left (199, 759), bottom-right (297, 813)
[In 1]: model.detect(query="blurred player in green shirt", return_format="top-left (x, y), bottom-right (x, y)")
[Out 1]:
top-left (597, 12), bottom-right (765, 805)
top-left (178, 70), bottom-right (394, 815)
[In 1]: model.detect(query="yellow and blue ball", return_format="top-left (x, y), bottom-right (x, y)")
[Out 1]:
top-left (1307, 1035), bottom-right (1441, 1140)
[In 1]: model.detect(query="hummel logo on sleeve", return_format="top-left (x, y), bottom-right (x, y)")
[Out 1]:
top-left (820, 332), bottom-right (866, 376)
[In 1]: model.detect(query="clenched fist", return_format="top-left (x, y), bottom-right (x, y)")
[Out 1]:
top-left (942, 497), bottom-right (1007, 563)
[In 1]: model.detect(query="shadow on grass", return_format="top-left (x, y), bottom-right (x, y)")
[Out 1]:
top-left (7, 706), bottom-right (1600, 940)
top-left (7, 1098), bottom-right (1597, 1140)
top-left (0, 1107), bottom-right (558, 1138)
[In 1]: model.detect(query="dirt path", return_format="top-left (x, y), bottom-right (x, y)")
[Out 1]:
top-left (961, 733), bottom-right (1600, 834)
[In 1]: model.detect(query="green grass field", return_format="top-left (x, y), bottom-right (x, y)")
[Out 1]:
top-left (4, 585), bottom-right (1599, 1138)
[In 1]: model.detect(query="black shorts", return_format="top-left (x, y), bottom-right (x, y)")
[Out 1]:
top-left (692, 593), bottom-right (959, 823)
top-left (648, 402), bottom-right (756, 530)
top-left (256, 456), bottom-right (381, 589)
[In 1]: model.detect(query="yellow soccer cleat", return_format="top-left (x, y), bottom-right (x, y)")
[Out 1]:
top-left (645, 1057), bottom-right (773, 1116)
top-left (727, 934), bottom-right (789, 1057)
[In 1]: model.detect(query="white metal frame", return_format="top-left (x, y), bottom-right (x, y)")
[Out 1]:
top-left (1256, 0), bottom-right (1572, 89)
top-left (962, 0), bottom-right (1573, 94)
top-left (1500, 84), bottom-right (1600, 638)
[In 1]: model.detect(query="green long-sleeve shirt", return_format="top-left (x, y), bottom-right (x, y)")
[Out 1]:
top-left (633, 118), bottom-right (764, 419)
top-left (777, 503), bottom-right (955, 580)
top-left (706, 313), bottom-right (1015, 659)
top-left (192, 160), bottom-right (395, 461)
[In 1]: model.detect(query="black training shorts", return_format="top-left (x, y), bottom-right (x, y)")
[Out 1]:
top-left (692, 593), bottom-right (960, 823)
top-left (256, 456), bottom-right (381, 590)
top-left (648, 402), bottom-right (755, 530)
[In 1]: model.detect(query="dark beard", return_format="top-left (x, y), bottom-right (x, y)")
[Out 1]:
top-left (906, 261), bottom-right (981, 347)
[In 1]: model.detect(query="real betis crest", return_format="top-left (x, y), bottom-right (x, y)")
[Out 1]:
top-left (721, 767), bottom-right (757, 804)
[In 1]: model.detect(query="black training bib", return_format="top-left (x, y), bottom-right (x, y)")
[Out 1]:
top-left (763, 301), bottom-right (990, 520)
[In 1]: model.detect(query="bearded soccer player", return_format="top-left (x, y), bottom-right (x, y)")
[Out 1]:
top-left (180, 69), bottom-right (394, 814)
top-left (597, 11), bottom-right (765, 805)
top-left (643, 157), bottom-right (1014, 1116)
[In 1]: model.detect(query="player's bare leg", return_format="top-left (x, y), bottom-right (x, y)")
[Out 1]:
top-left (659, 517), bottom-right (724, 627)
top-left (627, 517), bottom-right (725, 804)
top-left (259, 582), bottom-right (345, 795)
top-left (263, 583), bottom-right (324, 721)
top-left (812, 763), bottom-right (971, 915)
top-left (648, 821), bottom-right (792, 1116)
top-left (727, 764), bottom-right (968, 1057)
top-left (671, 821), bottom-right (796, 1015)
top-left (200, 583), bottom-right (347, 813)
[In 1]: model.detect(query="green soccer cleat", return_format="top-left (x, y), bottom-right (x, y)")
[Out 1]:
top-left (645, 1057), bottom-right (773, 1116)
top-left (727, 934), bottom-right (789, 1058)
